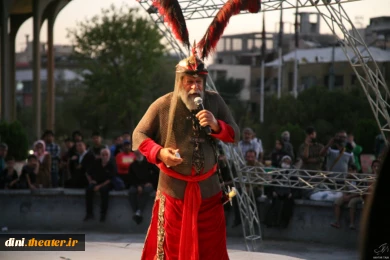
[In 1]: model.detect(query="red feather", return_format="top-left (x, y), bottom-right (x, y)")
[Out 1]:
top-left (246, 0), bottom-right (261, 13)
top-left (152, 0), bottom-right (190, 49)
top-left (197, 0), bottom-right (261, 60)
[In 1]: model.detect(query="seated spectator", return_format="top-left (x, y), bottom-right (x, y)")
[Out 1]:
top-left (19, 155), bottom-right (39, 190)
top-left (67, 140), bottom-right (95, 188)
top-left (374, 134), bottom-right (385, 159)
top-left (128, 150), bottom-right (159, 225)
top-left (370, 159), bottom-right (381, 175)
top-left (270, 139), bottom-right (288, 167)
top-left (110, 135), bottom-right (123, 159)
top-left (0, 156), bottom-right (19, 189)
top-left (330, 164), bottom-right (362, 230)
top-left (361, 160), bottom-right (381, 204)
top-left (114, 132), bottom-right (132, 156)
top-left (34, 140), bottom-right (52, 188)
top-left (115, 140), bottom-right (136, 188)
top-left (237, 127), bottom-right (261, 159)
top-left (89, 131), bottom-right (107, 159)
top-left (264, 155), bottom-right (295, 228)
top-left (84, 148), bottom-right (115, 222)
top-left (0, 143), bottom-right (8, 171)
top-left (245, 149), bottom-right (265, 200)
top-left (67, 131), bottom-right (84, 162)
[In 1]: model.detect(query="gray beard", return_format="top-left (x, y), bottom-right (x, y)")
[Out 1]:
top-left (178, 88), bottom-right (204, 111)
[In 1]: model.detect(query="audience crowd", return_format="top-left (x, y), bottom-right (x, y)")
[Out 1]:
top-left (0, 126), bottom-right (385, 229)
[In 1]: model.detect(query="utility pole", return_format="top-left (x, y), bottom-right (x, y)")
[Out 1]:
top-left (329, 42), bottom-right (335, 90)
top-left (260, 12), bottom-right (266, 123)
top-left (277, 2), bottom-right (283, 99)
top-left (293, 1), bottom-right (299, 98)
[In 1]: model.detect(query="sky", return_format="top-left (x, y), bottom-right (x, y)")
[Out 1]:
top-left (15, 0), bottom-right (390, 54)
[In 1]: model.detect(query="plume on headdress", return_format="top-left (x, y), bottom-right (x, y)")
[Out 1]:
top-left (197, 0), bottom-right (261, 60)
top-left (152, 0), bottom-right (190, 49)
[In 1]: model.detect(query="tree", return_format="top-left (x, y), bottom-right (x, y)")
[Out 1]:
top-left (0, 121), bottom-right (29, 160)
top-left (67, 4), bottom-right (167, 133)
top-left (215, 77), bottom-right (243, 105)
top-left (214, 77), bottom-right (249, 128)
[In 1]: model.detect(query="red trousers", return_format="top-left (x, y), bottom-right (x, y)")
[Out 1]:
top-left (141, 191), bottom-right (229, 260)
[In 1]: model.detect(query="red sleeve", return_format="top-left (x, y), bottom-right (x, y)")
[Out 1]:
top-left (211, 120), bottom-right (235, 143)
top-left (115, 154), bottom-right (123, 171)
top-left (138, 138), bottom-right (163, 164)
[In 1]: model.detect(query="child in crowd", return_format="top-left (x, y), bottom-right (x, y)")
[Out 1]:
top-left (0, 156), bottom-right (19, 189)
top-left (19, 155), bottom-right (39, 190)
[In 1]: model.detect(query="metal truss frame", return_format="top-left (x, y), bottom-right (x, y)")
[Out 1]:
top-left (221, 141), bottom-right (376, 251)
top-left (239, 165), bottom-right (375, 195)
top-left (224, 143), bottom-right (263, 251)
top-left (310, 0), bottom-right (390, 144)
top-left (138, 0), bottom-right (360, 21)
top-left (137, 0), bottom-right (387, 252)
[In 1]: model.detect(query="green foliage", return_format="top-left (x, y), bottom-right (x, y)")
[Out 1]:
top-left (215, 77), bottom-right (243, 104)
top-left (54, 85), bottom-right (85, 138)
top-left (214, 77), bottom-right (249, 127)
top-left (0, 121), bottom-right (29, 161)
top-left (67, 4), bottom-right (167, 133)
top-left (354, 119), bottom-right (378, 154)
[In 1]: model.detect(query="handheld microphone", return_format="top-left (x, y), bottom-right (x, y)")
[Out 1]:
top-left (194, 97), bottom-right (212, 135)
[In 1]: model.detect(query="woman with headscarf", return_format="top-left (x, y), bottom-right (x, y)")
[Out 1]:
top-left (270, 139), bottom-right (289, 167)
top-left (265, 155), bottom-right (295, 228)
top-left (34, 140), bottom-right (52, 188)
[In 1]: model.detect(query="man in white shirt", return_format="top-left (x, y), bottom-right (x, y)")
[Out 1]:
top-left (237, 128), bottom-right (262, 161)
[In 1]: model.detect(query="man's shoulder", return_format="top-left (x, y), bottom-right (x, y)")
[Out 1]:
top-left (204, 90), bottom-right (222, 100)
top-left (21, 165), bottom-right (32, 173)
top-left (298, 143), bottom-right (306, 150)
top-left (252, 140), bottom-right (261, 148)
top-left (254, 161), bottom-right (263, 167)
top-left (85, 151), bottom-right (95, 159)
top-left (153, 93), bottom-right (173, 105)
top-left (314, 143), bottom-right (324, 149)
top-left (145, 92), bottom-right (173, 112)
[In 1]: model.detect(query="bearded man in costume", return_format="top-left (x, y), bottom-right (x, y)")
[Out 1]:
top-left (132, 50), bottom-right (240, 259)
top-left (132, 0), bottom-right (261, 258)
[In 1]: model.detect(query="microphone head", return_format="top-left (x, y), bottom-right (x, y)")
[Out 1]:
top-left (194, 97), bottom-right (203, 106)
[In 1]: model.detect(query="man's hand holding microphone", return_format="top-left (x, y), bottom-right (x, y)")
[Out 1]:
top-left (157, 97), bottom-right (220, 167)
top-left (194, 97), bottom-right (221, 134)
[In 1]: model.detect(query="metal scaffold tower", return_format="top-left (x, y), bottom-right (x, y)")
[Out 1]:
top-left (309, 0), bottom-right (390, 143)
top-left (137, 0), bottom-right (388, 252)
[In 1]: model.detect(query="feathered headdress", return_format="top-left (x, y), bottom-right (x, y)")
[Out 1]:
top-left (176, 41), bottom-right (208, 75)
top-left (153, 0), bottom-right (261, 71)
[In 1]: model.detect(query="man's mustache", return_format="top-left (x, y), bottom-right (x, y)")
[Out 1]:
top-left (188, 91), bottom-right (201, 96)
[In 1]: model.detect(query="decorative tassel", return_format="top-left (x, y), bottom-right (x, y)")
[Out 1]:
top-left (222, 186), bottom-right (237, 206)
